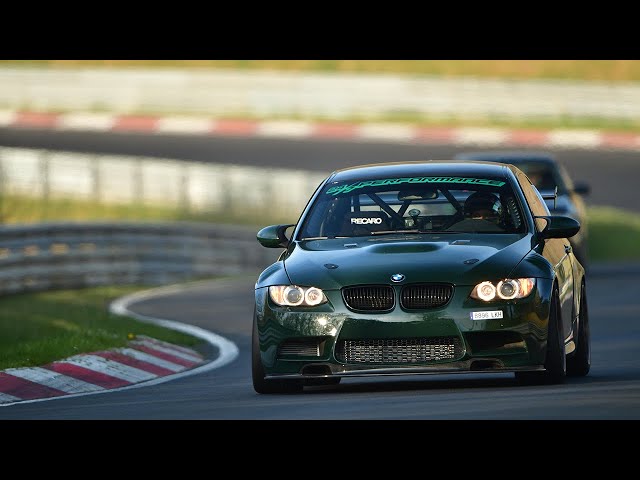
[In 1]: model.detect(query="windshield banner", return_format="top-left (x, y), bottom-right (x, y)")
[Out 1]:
top-left (326, 177), bottom-right (506, 196)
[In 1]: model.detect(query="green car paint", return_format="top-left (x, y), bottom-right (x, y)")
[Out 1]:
top-left (253, 161), bottom-right (588, 390)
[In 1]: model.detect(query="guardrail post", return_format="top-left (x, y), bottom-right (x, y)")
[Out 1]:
top-left (40, 150), bottom-right (50, 204)
top-left (91, 156), bottom-right (101, 204)
top-left (180, 163), bottom-right (190, 213)
top-left (134, 157), bottom-right (144, 204)
top-left (0, 151), bottom-right (5, 223)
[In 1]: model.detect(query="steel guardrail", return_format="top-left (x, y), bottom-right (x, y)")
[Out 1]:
top-left (0, 222), bottom-right (276, 295)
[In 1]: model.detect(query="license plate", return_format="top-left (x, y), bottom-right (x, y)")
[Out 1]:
top-left (470, 310), bottom-right (503, 320)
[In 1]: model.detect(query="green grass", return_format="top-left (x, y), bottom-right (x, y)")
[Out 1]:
top-left (0, 194), bottom-right (292, 227)
top-left (242, 111), bottom-right (640, 133)
top-left (4, 60), bottom-right (640, 83)
top-left (3, 194), bottom-right (640, 262)
top-left (0, 286), bottom-right (202, 370)
top-left (587, 206), bottom-right (640, 261)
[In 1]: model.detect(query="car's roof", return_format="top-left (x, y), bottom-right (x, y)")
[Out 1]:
top-left (454, 151), bottom-right (557, 165)
top-left (330, 160), bottom-right (513, 183)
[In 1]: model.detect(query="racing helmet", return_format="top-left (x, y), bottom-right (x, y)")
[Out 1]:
top-left (464, 192), bottom-right (502, 220)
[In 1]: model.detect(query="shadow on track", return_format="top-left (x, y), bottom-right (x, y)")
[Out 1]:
top-left (284, 370), bottom-right (640, 396)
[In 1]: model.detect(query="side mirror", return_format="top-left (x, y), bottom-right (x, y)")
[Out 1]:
top-left (257, 224), bottom-right (295, 248)
top-left (537, 216), bottom-right (581, 239)
top-left (573, 182), bottom-right (590, 196)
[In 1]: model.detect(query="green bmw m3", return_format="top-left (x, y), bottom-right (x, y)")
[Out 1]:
top-left (252, 161), bottom-right (590, 393)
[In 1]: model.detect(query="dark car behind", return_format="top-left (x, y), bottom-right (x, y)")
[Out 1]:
top-left (453, 151), bottom-right (590, 266)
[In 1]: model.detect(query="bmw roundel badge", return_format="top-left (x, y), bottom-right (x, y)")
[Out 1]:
top-left (391, 273), bottom-right (405, 283)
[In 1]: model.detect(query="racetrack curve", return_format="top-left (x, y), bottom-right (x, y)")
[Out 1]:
top-left (2, 268), bottom-right (640, 419)
top-left (0, 129), bottom-right (639, 418)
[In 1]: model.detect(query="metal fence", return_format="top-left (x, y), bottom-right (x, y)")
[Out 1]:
top-left (0, 147), bottom-right (327, 220)
top-left (0, 222), bottom-right (278, 296)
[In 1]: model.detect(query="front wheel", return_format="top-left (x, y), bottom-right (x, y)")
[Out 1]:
top-left (252, 311), bottom-right (303, 394)
top-left (567, 281), bottom-right (590, 376)
top-left (516, 286), bottom-right (566, 385)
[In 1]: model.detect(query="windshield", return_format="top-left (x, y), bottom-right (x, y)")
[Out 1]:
top-left (298, 175), bottom-right (527, 239)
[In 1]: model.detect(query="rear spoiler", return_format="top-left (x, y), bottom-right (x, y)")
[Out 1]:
top-left (541, 186), bottom-right (558, 210)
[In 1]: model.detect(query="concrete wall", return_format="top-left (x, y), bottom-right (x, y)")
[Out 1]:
top-left (1, 67), bottom-right (638, 122)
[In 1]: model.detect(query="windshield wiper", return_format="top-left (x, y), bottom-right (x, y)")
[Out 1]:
top-left (370, 230), bottom-right (474, 236)
top-left (370, 229), bottom-right (424, 235)
top-left (300, 236), bottom-right (353, 240)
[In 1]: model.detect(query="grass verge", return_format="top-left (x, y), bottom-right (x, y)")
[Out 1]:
top-left (3, 60), bottom-right (640, 83)
top-left (0, 285), bottom-right (202, 370)
top-left (587, 206), bottom-right (640, 261)
top-left (0, 194), bottom-right (293, 227)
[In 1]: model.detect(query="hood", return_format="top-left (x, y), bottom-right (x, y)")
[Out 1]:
top-left (283, 233), bottom-right (535, 289)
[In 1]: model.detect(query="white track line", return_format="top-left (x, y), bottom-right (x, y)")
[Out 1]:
top-left (257, 120), bottom-right (314, 137)
top-left (156, 117), bottom-right (212, 134)
top-left (4, 367), bottom-right (105, 394)
top-left (58, 113), bottom-right (115, 131)
top-left (1, 279), bottom-right (240, 407)
top-left (62, 355), bottom-right (158, 383)
top-left (547, 130), bottom-right (602, 148)
top-left (130, 339), bottom-right (203, 363)
top-left (454, 127), bottom-right (510, 145)
top-left (117, 348), bottom-right (186, 372)
top-left (136, 334), bottom-right (204, 357)
top-left (0, 392), bottom-right (23, 403)
top-left (0, 110), bottom-right (16, 126)
top-left (357, 123), bottom-right (415, 141)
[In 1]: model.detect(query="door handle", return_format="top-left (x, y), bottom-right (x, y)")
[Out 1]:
top-left (564, 244), bottom-right (572, 254)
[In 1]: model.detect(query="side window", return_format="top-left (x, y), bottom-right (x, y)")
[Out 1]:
top-left (516, 171), bottom-right (549, 232)
top-left (531, 185), bottom-right (552, 216)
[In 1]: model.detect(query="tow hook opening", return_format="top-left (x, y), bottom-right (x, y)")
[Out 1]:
top-left (470, 359), bottom-right (502, 371)
top-left (301, 365), bottom-right (332, 376)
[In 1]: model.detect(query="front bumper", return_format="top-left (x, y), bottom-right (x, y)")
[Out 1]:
top-left (255, 279), bottom-right (553, 378)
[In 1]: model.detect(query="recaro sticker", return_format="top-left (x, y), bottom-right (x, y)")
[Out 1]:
top-left (326, 177), bottom-right (506, 196)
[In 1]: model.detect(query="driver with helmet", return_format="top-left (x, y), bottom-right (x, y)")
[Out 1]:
top-left (464, 192), bottom-right (502, 223)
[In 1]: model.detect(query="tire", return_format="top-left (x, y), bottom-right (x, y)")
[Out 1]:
top-left (516, 285), bottom-right (566, 385)
top-left (543, 286), bottom-right (567, 383)
top-left (567, 281), bottom-right (591, 377)
top-left (252, 311), bottom-right (303, 394)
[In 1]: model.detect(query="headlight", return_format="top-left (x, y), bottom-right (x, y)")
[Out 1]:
top-left (470, 278), bottom-right (535, 302)
top-left (269, 285), bottom-right (328, 307)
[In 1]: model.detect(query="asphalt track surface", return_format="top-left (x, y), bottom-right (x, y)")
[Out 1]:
top-left (1, 128), bottom-right (639, 419)
top-left (0, 127), bottom-right (639, 212)
top-left (2, 268), bottom-right (640, 419)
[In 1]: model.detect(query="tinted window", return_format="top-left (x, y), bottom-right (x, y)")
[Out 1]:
top-left (299, 175), bottom-right (527, 239)
top-left (513, 161), bottom-right (567, 194)
top-left (517, 171), bottom-right (549, 232)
